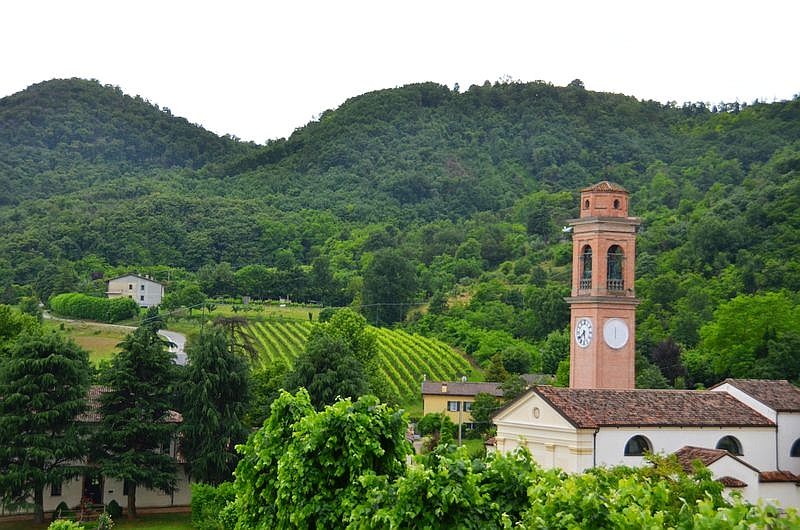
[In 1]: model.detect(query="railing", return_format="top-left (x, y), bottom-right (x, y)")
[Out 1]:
top-left (579, 278), bottom-right (592, 290)
top-left (607, 279), bottom-right (624, 292)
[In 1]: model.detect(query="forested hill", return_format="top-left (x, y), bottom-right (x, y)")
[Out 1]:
top-left (0, 78), bottom-right (254, 204)
top-left (1, 77), bottom-right (799, 388)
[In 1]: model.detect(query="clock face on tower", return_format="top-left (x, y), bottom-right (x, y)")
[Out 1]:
top-left (603, 318), bottom-right (629, 349)
top-left (575, 317), bottom-right (593, 348)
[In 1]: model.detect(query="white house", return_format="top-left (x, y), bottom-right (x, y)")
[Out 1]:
top-left (106, 274), bottom-right (164, 308)
top-left (492, 380), bottom-right (800, 508)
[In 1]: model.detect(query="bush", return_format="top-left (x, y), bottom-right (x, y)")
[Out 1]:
top-left (49, 292), bottom-right (138, 323)
top-left (47, 520), bottom-right (83, 530)
top-left (106, 499), bottom-right (122, 520)
top-left (191, 482), bottom-right (235, 530)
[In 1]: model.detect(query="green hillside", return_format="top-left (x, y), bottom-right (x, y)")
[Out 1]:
top-left (248, 320), bottom-right (472, 405)
top-left (1, 77), bottom-right (799, 388)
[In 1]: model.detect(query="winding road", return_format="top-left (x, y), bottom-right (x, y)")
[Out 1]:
top-left (43, 311), bottom-right (187, 365)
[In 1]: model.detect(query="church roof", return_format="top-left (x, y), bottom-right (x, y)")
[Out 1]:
top-left (711, 379), bottom-right (800, 412)
top-left (531, 386), bottom-right (774, 429)
top-left (673, 446), bottom-right (759, 474)
top-left (759, 470), bottom-right (800, 483)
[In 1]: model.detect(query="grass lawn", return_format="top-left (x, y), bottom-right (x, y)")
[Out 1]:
top-left (0, 512), bottom-right (191, 529)
top-left (43, 319), bottom-right (131, 365)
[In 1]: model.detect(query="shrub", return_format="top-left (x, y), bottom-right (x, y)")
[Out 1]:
top-left (191, 482), bottom-right (235, 530)
top-left (47, 520), bottom-right (83, 530)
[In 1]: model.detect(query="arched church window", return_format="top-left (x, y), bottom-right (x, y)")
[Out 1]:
top-left (624, 435), bottom-right (652, 456)
top-left (790, 439), bottom-right (800, 457)
top-left (716, 435), bottom-right (743, 455)
top-left (606, 245), bottom-right (624, 291)
top-left (613, 198), bottom-right (621, 209)
top-left (580, 245), bottom-right (592, 290)
top-left (584, 199), bottom-right (590, 209)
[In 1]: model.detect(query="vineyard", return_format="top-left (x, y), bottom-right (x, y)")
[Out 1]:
top-left (247, 320), bottom-right (474, 404)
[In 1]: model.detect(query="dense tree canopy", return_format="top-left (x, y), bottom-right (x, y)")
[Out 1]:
top-left (0, 77), bottom-right (799, 387)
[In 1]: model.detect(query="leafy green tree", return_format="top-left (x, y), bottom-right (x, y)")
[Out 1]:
top-left (0, 304), bottom-right (39, 343)
top-left (700, 291), bottom-right (799, 378)
top-left (246, 359), bottom-right (290, 427)
top-left (179, 325), bottom-right (250, 485)
top-left (0, 331), bottom-right (91, 524)
top-left (93, 326), bottom-right (179, 519)
top-left (232, 389), bottom-right (409, 529)
top-left (470, 392), bottom-right (502, 433)
top-left (361, 249), bottom-right (418, 326)
top-left (541, 328), bottom-right (569, 375)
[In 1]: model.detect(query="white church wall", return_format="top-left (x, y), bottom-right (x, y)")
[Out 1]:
top-left (777, 412), bottom-right (800, 474)
top-left (594, 426), bottom-right (776, 471)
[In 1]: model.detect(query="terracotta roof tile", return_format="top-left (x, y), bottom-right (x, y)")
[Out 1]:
top-left (759, 470), bottom-right (800, 483)
top-left (77, 385), bottom-right (182, 423)
top-left (422, 381), bottom-right (503, 397)
top-left (713, 379), bottom-right (800, 412)
top-left (674, 446), bottom-right (729, 468)
top-left (583, 181), bottom-right (627, 192)
top-left (717, 476), bottom-right (748, 488)
top-left (533, 386), bottom-right (774, 429)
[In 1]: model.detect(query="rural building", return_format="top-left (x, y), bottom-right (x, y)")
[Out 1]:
top-left (492, 182), bottom-right (800, 510)
top-left (422, 380), bottom-right (502, 428)
top-left (8, 386), bottom-right (190, 516)
top-left (106, 274), bottom-right (164, 307)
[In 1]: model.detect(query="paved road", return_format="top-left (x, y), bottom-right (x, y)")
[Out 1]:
top-left (43, 311), bottom-right (187, 365)
top-left (158, 329), bottom-right (187, 365)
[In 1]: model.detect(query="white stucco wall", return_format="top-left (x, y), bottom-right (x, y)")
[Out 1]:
top-left (778, 412), bottom-right (800, 474)
top-left (107, 275), bottom-right (164, 308)
top-left (595, 426), bottom-right (776, 471)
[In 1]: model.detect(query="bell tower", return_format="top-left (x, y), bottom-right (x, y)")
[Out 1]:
top-left (566, 181), bottom-right (640, 389)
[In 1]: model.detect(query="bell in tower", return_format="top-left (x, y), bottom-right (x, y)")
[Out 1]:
top-left (565, 181), bottom-right (640, 389)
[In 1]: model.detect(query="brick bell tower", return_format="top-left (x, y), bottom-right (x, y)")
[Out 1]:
top-left (566, 181), bottom-right (640, 389)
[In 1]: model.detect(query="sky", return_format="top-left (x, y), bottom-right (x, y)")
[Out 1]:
top-left (3, 1), bottom-right (798, 144)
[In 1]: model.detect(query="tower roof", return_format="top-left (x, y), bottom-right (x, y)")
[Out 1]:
top-left (582, 181), bottom-right (628, 193)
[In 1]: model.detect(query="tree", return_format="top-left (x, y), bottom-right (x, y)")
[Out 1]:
top-left (179, 325), bottom-right (250, 485)
top-left (232, 389), bottom-right (410, 529)
top-left (361, 249), bottom-right (417, 326)
top-left (470, 392), bottom-right (502, 433)
top-left (0, 331), bottom-right (91, 524)
top-left (93, 326), bottom-right (179, 519)
top-left (700, 291), bottom-right (799, 379)
top-left (284, 328), bottom-right (367, 409)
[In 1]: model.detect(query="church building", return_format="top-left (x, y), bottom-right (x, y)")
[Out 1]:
top-left (492, 182), bottom-right (800, 509)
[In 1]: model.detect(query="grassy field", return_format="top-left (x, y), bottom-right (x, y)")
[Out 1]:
top-left (0, 511), bottom-right (191, 529)
top-left (43, 319), bottom-right (132, 365)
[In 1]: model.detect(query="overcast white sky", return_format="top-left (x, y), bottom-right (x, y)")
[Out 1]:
top-left (3, 1), bottom-right (798, 143)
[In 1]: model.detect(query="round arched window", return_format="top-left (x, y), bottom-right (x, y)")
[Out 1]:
top-left (613, 198), bottom-right (621, 209)
top-left (624, 435), bottom-right (652, 456)
top-left (584, 199), bottom-right (590, 209)
top-left (790, 438), bottom-right (800, 457)
top-left (716, 435), bottom-right (743, 455)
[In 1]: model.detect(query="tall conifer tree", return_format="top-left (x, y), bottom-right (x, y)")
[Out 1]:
top-left (0, 331), bottom-right (91, 524)
top-left (93, 326), bottom-right (178, 519)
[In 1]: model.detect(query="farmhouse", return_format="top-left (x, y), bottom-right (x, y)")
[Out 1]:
top-left (422, 380), bottom-right (503, 428)
top-left (492, 182), bottom-right (800, 510)
top-left (106, 274), bottom-right (164, 307)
